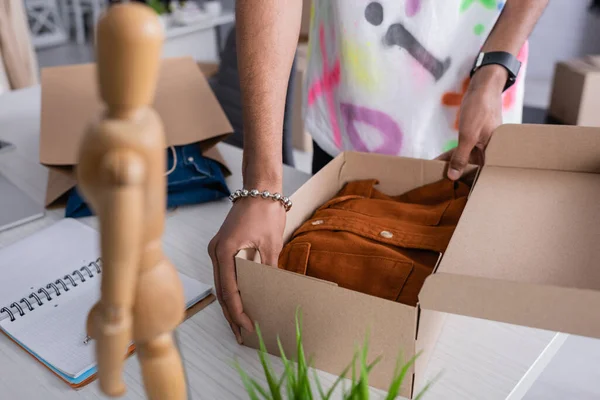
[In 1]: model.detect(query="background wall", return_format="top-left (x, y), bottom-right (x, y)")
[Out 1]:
top-left (220, 0), bottom-right (234, 10)
top-left (525, 0), bottom-right (600, 107)
top-left (219, 0), bottom-right (235, 46)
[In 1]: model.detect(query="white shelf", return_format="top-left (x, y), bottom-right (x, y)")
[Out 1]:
top-left (164, 12), bottom-right (235, 40)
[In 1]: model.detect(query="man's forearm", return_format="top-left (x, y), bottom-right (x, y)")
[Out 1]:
top-left (237, 0), bottom-right (302, 192)
top-left (472, 0), bottom-right (548, 90)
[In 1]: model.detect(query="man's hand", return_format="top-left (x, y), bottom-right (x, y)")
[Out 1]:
top-left (438, 0), bottom-right (548, 178)
top-left (438, 65), bottom-right (507, 179)
top-left (208, 199), bottom-right (286, 344)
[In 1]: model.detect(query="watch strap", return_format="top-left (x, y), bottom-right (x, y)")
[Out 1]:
top-left (471, 51), bottom-right (521, 92)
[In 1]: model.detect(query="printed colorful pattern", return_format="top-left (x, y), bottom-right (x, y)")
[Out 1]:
top-left (405, 0), bottom-right (422, 17)
top-left (341, 40), bottom-right (379, 92)
top-left (460, 0), bottom-right (497, 12)
top-left (473, 23), bottom-right (485, 35)
top-left (307, 24), bottom-right (343, 148)
top-left (443, 139), bottom-right (459, 152)
top-left (365, 0), bottom-right (422, 21)
top-left (304, 0), bottom-right (526, 160)
top-left (441, 77), bottom-right (470, 130)
top-left (340, 103), bottom-right (403, 155)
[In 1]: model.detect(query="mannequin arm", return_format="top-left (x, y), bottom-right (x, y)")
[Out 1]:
top-left (93, 148), bottom-right (146, 396)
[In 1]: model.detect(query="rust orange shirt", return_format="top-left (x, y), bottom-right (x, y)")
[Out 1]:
top-left (279, 179), bottom-right (470, 306)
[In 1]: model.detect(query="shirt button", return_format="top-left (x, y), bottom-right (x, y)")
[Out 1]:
top-left (187, 157), bottom-right (194, 162)
top-left (311, 220), bottom-right (324, 225)
top-left (380, 231), bottom-right (393, 238)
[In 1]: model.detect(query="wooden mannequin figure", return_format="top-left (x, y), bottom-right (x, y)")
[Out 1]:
top-left (77, 3), bottom-right (186, 399)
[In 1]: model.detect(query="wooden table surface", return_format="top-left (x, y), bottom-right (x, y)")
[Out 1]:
top-left (0, 86), bottom-right (592, 399)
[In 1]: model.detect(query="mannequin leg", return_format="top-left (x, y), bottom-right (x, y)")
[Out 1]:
top-left (137, 332), bottom-right (187, 400)
top-left (88, 303), bottom-right (131, 396)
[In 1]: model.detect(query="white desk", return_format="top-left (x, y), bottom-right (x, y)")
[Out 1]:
top-left (163, 12), bottom-right (235, 62)
top-left (0, 86), bottom-right (596, 399)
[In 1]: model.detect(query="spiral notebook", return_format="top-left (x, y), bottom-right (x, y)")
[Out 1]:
top-left (0, 219), bottom-right (213, 388)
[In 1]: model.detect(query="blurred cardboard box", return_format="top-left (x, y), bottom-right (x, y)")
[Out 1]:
top-left (300, 0), bottom-right (312, 42)
top-left (549, 55), bottom-right (600, 126)
top-left (237, 124), bottom-right (600, 398)
top-left (197, 62), bottom-right (219, 79)
top-left (40, 57), bottom-right (232, 207)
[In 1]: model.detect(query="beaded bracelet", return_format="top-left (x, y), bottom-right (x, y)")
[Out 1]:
top-left (229, 189), bottom-right (293, 212)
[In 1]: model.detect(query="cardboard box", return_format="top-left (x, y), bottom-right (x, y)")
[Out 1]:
top-left (237, 124), bottom-right (600, 397)
top-left (197, 62), bottom-right (220, 79)
top-left (300, 0), bottom-right (312, 42)
top-left (549, 55), bottom-right (600, 126)
top-left (40, 57), bottom-right (232, 207)
top-left (291, 44), bottom-right (313, 153)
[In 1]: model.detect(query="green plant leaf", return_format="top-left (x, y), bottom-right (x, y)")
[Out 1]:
top-left (250, 380), bottom-right (273, 400)
top-left (237, 309), bottom-right (438, 400)
top-left (276, 337), bottom-right (295, 398)
top-left (366, 356), bottom-right (382, 374)
top-left (384, 352), bottom-right (420, 400)
top-left (256, 324), bottom-right (282, 400)
top-left (324, 362), bottom-right (352, 399)
top-left (357, 339), bottom-right (370, 399)
top-left (304, 357), bottom-right (315, 400)
top-left (413, 371), bottom-right (443, 400)
top-left (343, 351), bottom-right (360, 399)
top-left (413, 381), bottom-right (433, 400)
top-left (312, 368), bottom-right (327, 399)
top-left (147, 0), bottom-right (167, 14)
top-left (351, 349), bottom-right (357, 386)
top-left (295, 354), bottom-right (313, 400)
top-left (294, 309), bottom-right (312, 399)
top-left (234, 361), bottom-right (265, 400)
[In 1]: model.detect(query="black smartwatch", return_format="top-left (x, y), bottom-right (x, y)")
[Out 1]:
top-left (470, 51), bottom-right (521, 92)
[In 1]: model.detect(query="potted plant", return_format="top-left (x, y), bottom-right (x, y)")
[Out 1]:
top-left (147, 0), bottom-right (170, 30)
top-left (235, 310), bottom-right (435, 399)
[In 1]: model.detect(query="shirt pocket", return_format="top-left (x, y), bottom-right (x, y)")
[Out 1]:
top-left (279, 241), bottom-right (414, 302)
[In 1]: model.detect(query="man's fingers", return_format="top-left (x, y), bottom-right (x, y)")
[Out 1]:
top-left (435, 150), bottom-right (453, 162)
top-left (212, 238), bottom-right (254, 342)
top-left (208, 238), bottom-right (224, 303)
top-left (258, 243), bottom-right (281, 267)
top-left (217, 247), bottom-right (255, 335)
top-left (229, 321), bottom-right (242, 345)
top-left (470, 143), bottom-right (486, 167)
top-left (222, 289), bottom-right (255, 338)
top-left (449, 135), bottom-right (477, 181)
top-left (217, 298), bottom-right (242, 343)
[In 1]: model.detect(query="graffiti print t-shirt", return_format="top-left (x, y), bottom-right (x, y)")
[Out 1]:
top-left (303, 0), bottom-right (528, 160)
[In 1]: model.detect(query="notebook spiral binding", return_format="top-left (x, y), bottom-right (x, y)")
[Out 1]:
top-left (0, 258), bottom-right (102, 323)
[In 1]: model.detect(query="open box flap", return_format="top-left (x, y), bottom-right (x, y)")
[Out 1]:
top-left (40, 57), bottom-right (232, 166)
top-left (485, 124), bottom-right (600, 173)
top-left (40, 57), bottom-right (233, 206)
top-left (420, 124), bottom-right (600, 339)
